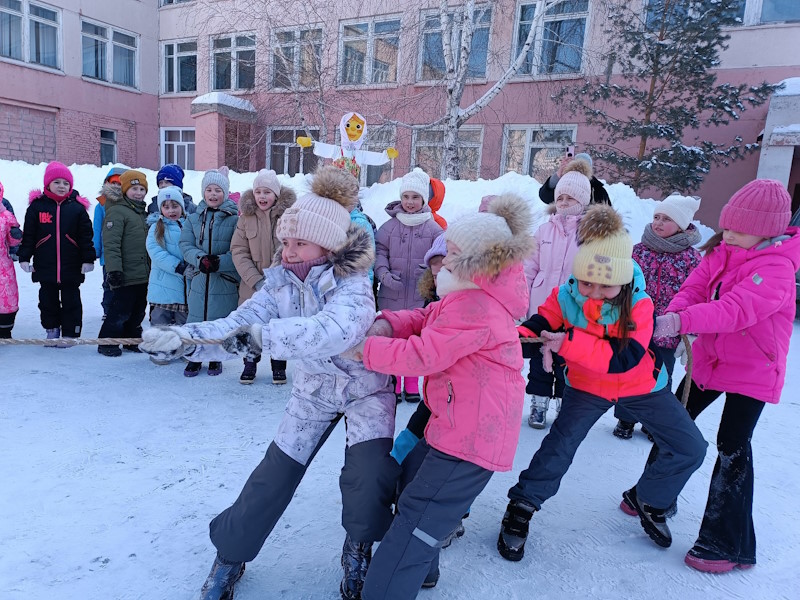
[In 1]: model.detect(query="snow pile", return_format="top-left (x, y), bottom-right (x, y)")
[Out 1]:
top-left (191, 92), bottom-right (256, 113)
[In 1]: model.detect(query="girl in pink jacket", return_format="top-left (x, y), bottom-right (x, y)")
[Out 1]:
top-left (0, 180), bottom-right (22, 338)
top-left (348, 194), bottom-right (533, 597)
top-left (524, 159), bottom-right (591, 429)
top-left (655, 179), bottom-right (800, 574)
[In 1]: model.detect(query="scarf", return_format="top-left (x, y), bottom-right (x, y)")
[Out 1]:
top-left (282, 254), bottom-right (329, 282)
top-left (396, 211), bottom-right (432, 226)
top-left (557, 203), bottom-right (584, 217)
top-left (640, 223), bottom-right (701, 254)
top-left (436, 267), bottom-right (479, 298)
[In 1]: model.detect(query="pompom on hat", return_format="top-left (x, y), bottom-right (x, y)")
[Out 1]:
top-left (120, 170), bottom-right (149, 196)
top-left (554, 159), bottom-right (592, 207)
top-left (156, 164), bottom-right (185, 189)
top-left (719, 179), bottom-right (791, 238)
top-left (444, 193), bottom-right (534, 279)
top-left (252, 169), bottom-right (281, 197)
top-left (201, 168), bottom-right (230, 201)
top-left (400, 168), bottom-right (431, 202)
top-left (655, 194), bottom-right (700, 231)
top-left (44, 162), bottom-right (73, 192)
top-left (572, 204), bottom-right (634, 286)
top-left (276, 166), bottom-right (357, 251)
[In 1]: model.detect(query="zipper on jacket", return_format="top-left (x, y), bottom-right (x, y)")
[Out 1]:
top-left (204, 211), bottom-right (214, 321)
top-left (56, 202), bottom-right (61, 283)
top-left (446, 380), bottom-right (455, 428)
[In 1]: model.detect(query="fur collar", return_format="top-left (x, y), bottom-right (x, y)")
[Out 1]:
top-left (238, 186), bottom-right (297, 217)
top-left (28, 188), bottom-right (90, 210)
top-left (417, 267), bottom-right (438, 302)
top-left (272, 224), bottom-right (375, 279)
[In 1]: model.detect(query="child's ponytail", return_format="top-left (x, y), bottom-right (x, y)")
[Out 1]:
top-left (608, 283), bottom-right (635, 349)
top-left (699, 231), bottom-right (723, 254)
top-left (154, 219), bottom-right (166, 247)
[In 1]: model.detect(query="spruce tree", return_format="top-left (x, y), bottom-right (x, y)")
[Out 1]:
top-left (556, 0), bottom-right (779, 194)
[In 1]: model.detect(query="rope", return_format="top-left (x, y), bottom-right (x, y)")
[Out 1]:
top-left (680, 334), bottom-right (694, 407)
top-left (0, 337), bottom-right (224, 347)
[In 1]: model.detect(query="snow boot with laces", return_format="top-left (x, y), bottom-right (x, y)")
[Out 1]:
top-left (622, 486), bottom-right (672, 548)
top-left (199, 555), bottom-right (245, 600)
top-left (497, 499), bottom-right (536, 561)
top-left (527, 395), bottom-right (549, 429)
top-left (340, 534), bottom-right (372, 600)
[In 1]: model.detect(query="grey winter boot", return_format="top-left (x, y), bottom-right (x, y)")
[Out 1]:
top-left (340, 534), bottom-right (372, 600)
top-left (199, 555), bottom-right (245, 600)
top-left (527, 395), bottom-right (549, 429)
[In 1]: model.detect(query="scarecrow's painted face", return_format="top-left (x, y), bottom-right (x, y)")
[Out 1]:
top-left (345, 115), bottom-right (366, 142)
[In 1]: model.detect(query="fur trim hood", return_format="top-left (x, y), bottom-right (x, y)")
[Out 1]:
top-left (447, 193), bottom-right (534, 280)
top-left (272, 224), bottom-right (374, 278)
top-left (239, 186), bottom-right (297, 217)
top-left (417, 267), bottom-right (437, 302)
top-left (28, 188), bottom-right (90, 210)
top-left (311, 166), bottom-right (359, 211)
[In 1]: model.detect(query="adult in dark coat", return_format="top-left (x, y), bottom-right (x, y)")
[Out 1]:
top-left (539, 153), bottom-right (610, 206)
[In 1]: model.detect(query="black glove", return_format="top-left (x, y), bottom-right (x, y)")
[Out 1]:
top-left (198, 255), bottom-right (220, 274)
top-left (106, 271), bottom-right (124, 288)
top-left (10, 226), bottom-right (22, 240)
top-left (175, 260), bottom-right (189, 275)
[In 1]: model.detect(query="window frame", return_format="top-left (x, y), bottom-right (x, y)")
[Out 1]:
top-left (267, 126), bottom-right (320, 176)
top-left (100, 128), bottom-right (117, 165)
top-left (160, 127), bottom-right (196, 170)
top-left (162, 37), bottom-right (198, 94)
top-left (0, 0), bottom-right (61, 70)
top-left (410, 125), bottom-right (484, 180)
top-left (416, 5), bottom-right (493, 83)
top-left (500, 123), bottom-right (577, 182)
top-left (337, 15), bottom-right (402, 87)
top-left (79, 17), bottom-right (139, 89)
top-left (511, 0), bottom-right (590, 78)
top-left (160, 0), bottom-right (193, 6)
top-left (742, 0), bottom-right (800, 24)
top-left (211, 33), bottom-right (257, 91)
top-left (271, 25), bottom-right (323, 91)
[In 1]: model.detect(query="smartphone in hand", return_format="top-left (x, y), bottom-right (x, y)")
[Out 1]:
top-left (565, 145), bottom-right (575, 158)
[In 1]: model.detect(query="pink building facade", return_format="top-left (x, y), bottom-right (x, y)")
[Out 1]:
top-left (2, 0), bottom-right (799, 223)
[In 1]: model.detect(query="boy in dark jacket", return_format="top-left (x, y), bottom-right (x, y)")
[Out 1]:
top-left (97, 170), bottom-right (151, 356)
top-left (18, 162), bottom-right (95, 341)
top-left (147, 164), bottom-right (197, 215)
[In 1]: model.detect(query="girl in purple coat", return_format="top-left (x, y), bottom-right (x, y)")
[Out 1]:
top-left (654, 179), bottom-right (800, 573)
top-left (613, 195), bottom-right (702, 439)
top-left (375, 168), bottom-right (443, 402)
top-left (524, 159), bottom-right (591, 429)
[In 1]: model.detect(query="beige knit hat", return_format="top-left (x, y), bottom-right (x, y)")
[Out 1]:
top-left (276, 166), bottom-right (357, 251)
top-left (572, 205), bottom-right (633, 286)
top-left (554, 159), bottom-right (592, 207)
top-left (399, 168), bottom-right (430, 201)
top-left (444, 193), bottom-right (534, 279)
top-left (656, 194), bottom-right (700, 231)
top-left (253, 169), bottom-right (281, 197)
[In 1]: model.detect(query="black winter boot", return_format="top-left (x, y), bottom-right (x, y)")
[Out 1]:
top-left (199, 555), bottom-right (245, 600)
top-left (622, 486), bottom-right (672, 548)
top-left (497, 499), bottom-right (535, 561)
top-left (613, 420), bottom-right (636, 439)
top-left (240, 359), bottom-right (257, 384)
top-left (340, 534), bottom-right (372, 600)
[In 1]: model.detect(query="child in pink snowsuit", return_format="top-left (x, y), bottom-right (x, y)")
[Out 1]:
top-left (0, 180), bottom-right (22, 338)
top-left (654, 179), bottom-right (800, 573)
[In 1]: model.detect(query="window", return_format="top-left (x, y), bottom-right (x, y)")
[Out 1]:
top-left (269, 128), bottom-right (319, 176)
top-left (419, 7), bottom-right (491, 81)
top-left (412, 127), bottom-right (483, 180)
top-left (161, 0), bottom-right (192, 5)
top-left (502, 125), bottom-right (576, 182)
top-left (272, 27), bottom-right (322, 89)
top-left (1, 0), bottom-right (59, 68)
top-left (81, 21), bottom-right (105, 79)
top-left (161, 128), bottom-right (195, 170)
top-left (339, 17), bottom-right (400, 85)
top-left (645, 0), bottom-right (745, 30)
top-left (164, 40), bottom-right (197, 93)
top-left (515, 1), bottom-right (588, 76)
top-left (100, 129), bottom-right (116, 165)
top-left (335, 125), bottom-right (396, 186)
top-left (760, 0), bottom-right (800, 22)
top-left (80, 20), bottom-right (138, 88)
top-left (212, 34), bottom-right (255, 91)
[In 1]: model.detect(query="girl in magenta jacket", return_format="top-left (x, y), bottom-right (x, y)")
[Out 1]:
top-left (348, 194), bottom-right (532, 597)
top-left (655, 179), bottom-right (800, 574)
top-left (374, 168), bottom-right (443, 402)
top-left (524, 159), bottom-right (591, 429)
top-left (0, 180), bottom-right (22, 338)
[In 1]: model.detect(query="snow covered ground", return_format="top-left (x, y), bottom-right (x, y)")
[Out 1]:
top-left (1, 161), bottom-right (798, 599)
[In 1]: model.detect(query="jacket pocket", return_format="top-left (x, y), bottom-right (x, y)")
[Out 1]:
top-left (446, 380), bottom-right (455, 428)
top-left (65, 234), bottom-right (79, 248)
top-left (35, 234), bottom-right (52, 248)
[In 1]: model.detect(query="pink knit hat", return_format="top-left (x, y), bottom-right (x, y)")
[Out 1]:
top-left (43, 161), bottom-right (73, 192)
top-left (253, 169), bottom-right (281, 196)
top-left (719, 179), bottom-right (791, 238)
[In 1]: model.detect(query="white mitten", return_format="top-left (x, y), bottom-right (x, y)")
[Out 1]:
top-left (139, 326), bottom-right (194, 361)
top-left (20, 262), bottom-right (34, 273)
top-left (81, 263), bottom-right (94, 274)
top-left (221, 324), bottom-right (264, 359)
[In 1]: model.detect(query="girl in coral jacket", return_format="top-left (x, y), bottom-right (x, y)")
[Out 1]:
top-left (613, 194), bottom-right (703, 440)
top-left (348, 194), bottom-right (533, 598)
top-left (0, 180), bottom-right (22, 338)
top-left (654, 180), bottom-right (800, 574)
top-left (523, 158), bottom-right (592, 430)
top-left (17, 162), bottom-right (96, 341)
top-left (497, 205), bottom-right (707, 564)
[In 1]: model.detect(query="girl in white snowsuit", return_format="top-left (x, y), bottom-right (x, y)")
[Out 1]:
top-left (139, 166), bottom-right (399, 600)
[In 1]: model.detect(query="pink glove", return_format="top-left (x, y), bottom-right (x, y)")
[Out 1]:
top-left (540, 330), bottom-right (566, 374)
top-left (654, 313), bottom-right (681, 338)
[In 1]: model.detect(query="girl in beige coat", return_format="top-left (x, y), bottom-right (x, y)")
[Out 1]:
top-left (231, 169), bottom-right (296, 384)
